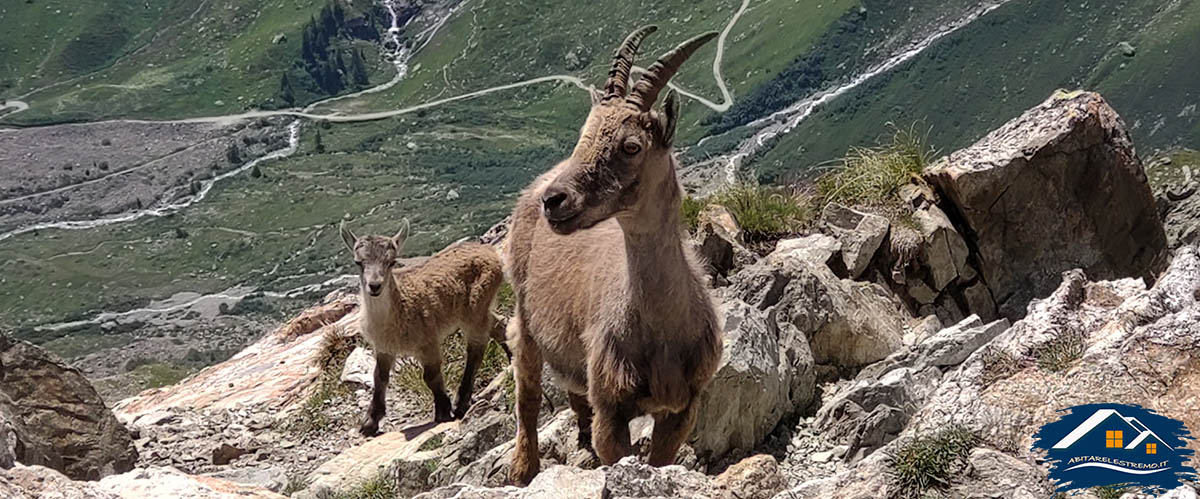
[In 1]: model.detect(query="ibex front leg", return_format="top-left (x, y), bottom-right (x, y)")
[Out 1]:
top-left (359, 351), bottom-right (395, 437)
top-left (648, 398), bottom-right (698, 466)
top-left (508, 316), bottom-right (543, 486)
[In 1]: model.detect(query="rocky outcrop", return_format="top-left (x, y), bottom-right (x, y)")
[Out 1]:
top-left (926, 91), bottom-right (1168, 319)
top-left (779, 245), bottom-right (1200, 498)
top-left (814, 316), bottom-right (1009, 461)
top-left (820, 203), bottom-right (888, 279)
top-left (113, 294), bottom-right (357, 418)
top-left (690, 299), bottom-right (814, 459)
top-left (692, 205), bottom-right (756, 282)
top-left (0, 336), bottom-right (137, 480)
top-left (729, 234), bottom-right (909, 368)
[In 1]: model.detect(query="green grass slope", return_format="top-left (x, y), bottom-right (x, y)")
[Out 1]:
top-left (1, 0), bottom-right (396, 124)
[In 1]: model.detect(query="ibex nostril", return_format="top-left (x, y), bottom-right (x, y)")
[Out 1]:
top-left (542, 191), bottom-right (568, 210)
top-left (367, 283), bottom-right (382, 295)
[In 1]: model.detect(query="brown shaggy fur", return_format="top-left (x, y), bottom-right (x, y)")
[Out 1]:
top-left (504, 29), bottom-right (722, 485)
top-left (341, 222), bottom-right (507, 435)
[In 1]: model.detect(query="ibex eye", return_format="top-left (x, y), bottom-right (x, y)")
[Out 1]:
top-left (622, 141), bottom-right (642, 155)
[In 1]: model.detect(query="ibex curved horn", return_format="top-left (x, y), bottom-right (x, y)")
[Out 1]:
top-left (627, 31), bottom-right (718, 111)
top-left (602, 25), bottom-right (658, 101)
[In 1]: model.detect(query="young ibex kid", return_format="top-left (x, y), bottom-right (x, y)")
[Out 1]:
top-left (504, 27), bottom-right (723, 485)
top-left (340, 219), bottom-right (508, 436)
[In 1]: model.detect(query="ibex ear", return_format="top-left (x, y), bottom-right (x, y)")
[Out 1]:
top-left (339, 221), bottom-right (357, 252)
top-left (589, 87), bottom-right (604, 106)
top-left (660, 89), bottom-right (680, 146)
top-left (393, 218), bottom-right (411, 250)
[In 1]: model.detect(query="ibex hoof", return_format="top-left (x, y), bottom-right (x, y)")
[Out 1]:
top-left (453, 404), bottom-right (469, 420)
top-left (506, 464), bottom-right (539, 487)
top-left (359, 419), bottom-right (380, 437)
top-left (434, 411), bottom-right (454, 424)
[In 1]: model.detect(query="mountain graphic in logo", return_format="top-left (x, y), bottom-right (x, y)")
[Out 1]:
top-left (1033, 403), bottom-right (1197, 492)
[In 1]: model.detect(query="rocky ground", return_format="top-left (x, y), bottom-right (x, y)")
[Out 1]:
top-left (2, 91), bottom-right (1200, 498)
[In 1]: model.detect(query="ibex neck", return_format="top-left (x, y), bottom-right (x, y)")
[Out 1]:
top-left (616, 163), bottom-right (690, 312)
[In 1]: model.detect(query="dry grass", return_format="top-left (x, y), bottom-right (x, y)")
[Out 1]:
top-left (708, 184), bottom-right (815, 242)
top-left (816, 123), bottom-right (935, 208)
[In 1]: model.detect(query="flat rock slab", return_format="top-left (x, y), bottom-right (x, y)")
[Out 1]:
top-left (301, 421), bottom-right (458, 497)
top-left (114, 297), bottom-right (357, 419)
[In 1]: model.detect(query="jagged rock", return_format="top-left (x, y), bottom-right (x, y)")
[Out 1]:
top-left (730, 234), bottom-right (908, 368)
top-left (821, 203), bottom-right (889, 279)
top-left (690, 300), bottom-right (814, 460)
top-left (0, 336), bottom-right (137, 480)
top-left (414, 465), bottom-right (604, 499)
top-left (857, 315), bottom-right (1010, 380)
top-left (0, 464), bottom-right (284, 498)
top-left (480, 216), bottom-right (511, 247)
top-left (419, 455), bottom-right (782, 499)
top-left (692, 205), bottom-right (755, 280)
top-left (203, 466), bottom-right (288, 493)
top-left (784, 246), bottom-right (1199, 498)
top-left (912, 203), bottom-right (969, 292)
top-left (927, 91), bottom-right (1168, 319)
top-left (815, 316), bottom-right (1008, 461)
top-left (340, 346), bottom-right (374, 387)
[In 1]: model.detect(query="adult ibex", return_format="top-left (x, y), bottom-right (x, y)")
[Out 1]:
top-left (340, 220), bottom-right (508, 436)
top-left (504, 26), bottom-right (722, 485)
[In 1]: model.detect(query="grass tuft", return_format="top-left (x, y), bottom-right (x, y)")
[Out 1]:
top-left (889, 425), bottom-right (979, 498)
top-left (1090, 485), bottom-right (1132, 499)
top-left (283, 326), bottom-right (356, 436)
top-left (316, 470), bottom-right (399, 499)
top-left (1034, 326), bottom-right (1086, 373)
top-left (708, 184), bottom-right (814, 242)
top-left (817, 124), bottom-right (934, 208)
top-left (681, 195), bottom-right (706, 232)
top-left (417, 433), bottom-right (445, 453)
top-left (978, 346), bottom-right (1023, 386)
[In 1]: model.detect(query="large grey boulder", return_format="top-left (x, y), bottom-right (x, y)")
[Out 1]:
top-left (729, 234), bottom-right (908, 368)
top-left (927, 91), bottom-right (1168, 319)
top-left (0, 336), bottom-right (137, 480)
top-left (690, 299), bottom-right (815, 460)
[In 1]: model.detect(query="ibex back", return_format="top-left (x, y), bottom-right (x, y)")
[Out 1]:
top-left (504, 26), bottom-right (722, 485)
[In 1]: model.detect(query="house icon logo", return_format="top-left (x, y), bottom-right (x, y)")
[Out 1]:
top-left (1033, 403), bottom-right (1197, 493)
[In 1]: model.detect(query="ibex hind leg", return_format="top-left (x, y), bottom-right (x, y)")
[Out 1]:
top-left (454, 338), bottom-right (486, 419)
top-left (359, 352), bottom-right (396, 437)
top-left (567, 392), bottom-right (595, 451)
top-left (647, 397), bottom-right (698, 466)
top-left (418, 345), bottom-right (453, 423)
